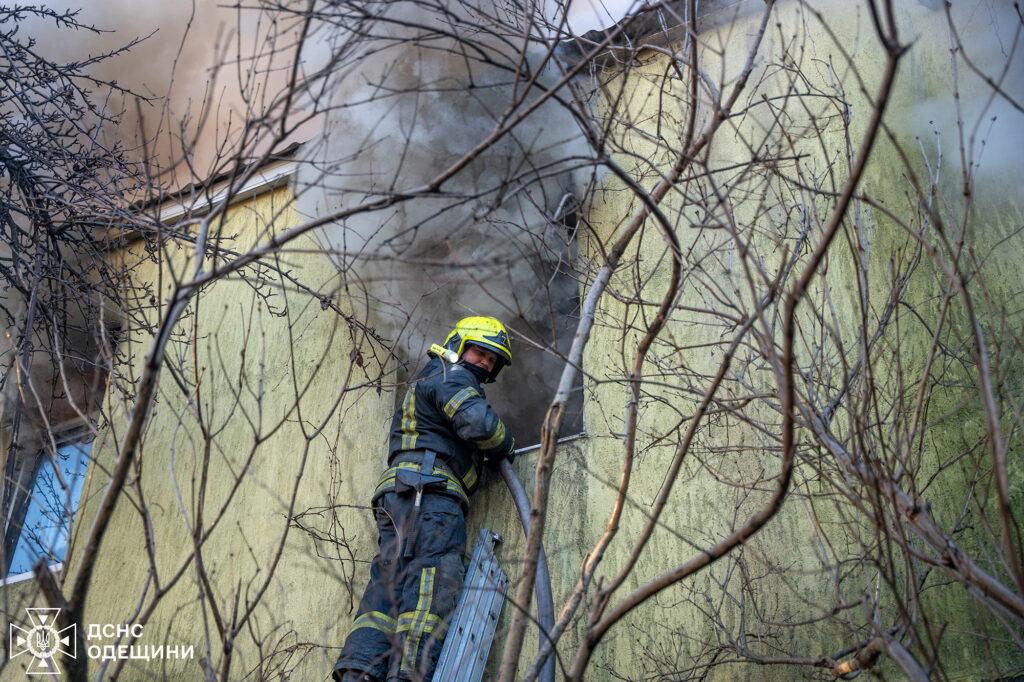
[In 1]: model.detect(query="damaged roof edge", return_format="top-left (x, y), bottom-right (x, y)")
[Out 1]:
top-left (93, 141), bottom-right (304, 252)
top-left (137, 140), bottom-right (304, 218)
top-left (555, 0), bottom-right (764, 68)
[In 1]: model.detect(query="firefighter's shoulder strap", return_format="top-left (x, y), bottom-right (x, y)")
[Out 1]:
top-left (433, 529), bottom-right (508, 682)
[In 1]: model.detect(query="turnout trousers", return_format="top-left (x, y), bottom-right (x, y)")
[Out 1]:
top-left (334, 489), bottom-right (467, 681)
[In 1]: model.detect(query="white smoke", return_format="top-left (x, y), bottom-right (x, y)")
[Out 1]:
top-left (898, 0), bottom-right (1024, 200)
top-left (291, 0), bottom-right (597, 441)
top-left (19, 0), bottom-right (295, 180)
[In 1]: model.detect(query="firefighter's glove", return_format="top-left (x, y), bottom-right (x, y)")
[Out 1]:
top-left (484, 440), bottom-right (516, 467)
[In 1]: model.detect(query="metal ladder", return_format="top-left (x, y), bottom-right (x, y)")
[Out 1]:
top-left (432, 529), bottom-right (508, 681)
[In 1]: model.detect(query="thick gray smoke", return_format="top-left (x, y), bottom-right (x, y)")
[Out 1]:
top-left (899, 0), bottom-right (1024, 203)
top-left (21, 0), bottom-right (281, 179)
top-left (14, 0), bottom-right (598, 442)
top-left (295, 1), bottom-right (593, 443)
top-left (19, 0), bottom-right (617, 182)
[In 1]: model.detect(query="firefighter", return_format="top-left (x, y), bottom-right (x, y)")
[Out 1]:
top-left (333, 316), bottom-right (516, 682)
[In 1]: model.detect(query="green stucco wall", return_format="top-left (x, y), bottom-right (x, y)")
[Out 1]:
top-left (568, 1), bottom-right (1022, 680)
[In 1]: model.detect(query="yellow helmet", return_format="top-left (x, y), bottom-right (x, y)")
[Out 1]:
top-left (444, 316), bottom-right (512, 381)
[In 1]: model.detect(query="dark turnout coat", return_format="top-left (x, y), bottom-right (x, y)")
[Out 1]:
top-left (385, 356), bottom-right (515, 498)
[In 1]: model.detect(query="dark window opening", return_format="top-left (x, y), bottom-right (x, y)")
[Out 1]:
top-left (487, 205), bottom-right (584, 447)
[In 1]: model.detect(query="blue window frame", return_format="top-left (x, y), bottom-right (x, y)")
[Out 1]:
top-left (6, 442), bottom-right (92, 577)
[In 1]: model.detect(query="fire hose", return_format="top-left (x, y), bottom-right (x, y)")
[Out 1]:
top-left (497, 433), bottom-right (584, 682)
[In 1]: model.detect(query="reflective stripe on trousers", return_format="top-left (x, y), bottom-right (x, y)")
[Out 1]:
top-left (334, 490), bottom-right (466, 681)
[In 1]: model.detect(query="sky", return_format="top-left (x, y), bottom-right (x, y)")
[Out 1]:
top-left (564, 0), bottom-right (639, 32)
